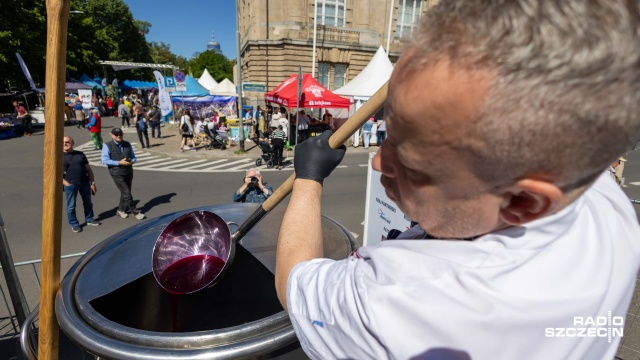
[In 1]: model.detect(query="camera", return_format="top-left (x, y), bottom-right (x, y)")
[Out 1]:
top-left (250, 176), bottom-right (258, 183)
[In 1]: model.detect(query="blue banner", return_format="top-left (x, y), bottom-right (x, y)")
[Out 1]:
top-left (171, 96), bottom-right (237, 121)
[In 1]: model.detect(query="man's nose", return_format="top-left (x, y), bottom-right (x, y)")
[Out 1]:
top-left (372, 142), bottom-right (397, 178)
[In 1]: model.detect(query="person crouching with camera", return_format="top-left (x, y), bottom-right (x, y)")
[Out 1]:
top-left (233, 168), bottom-right (273, 203)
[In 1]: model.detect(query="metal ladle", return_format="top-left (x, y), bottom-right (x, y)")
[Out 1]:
top-left (152, 82), bottom-right (389, 294)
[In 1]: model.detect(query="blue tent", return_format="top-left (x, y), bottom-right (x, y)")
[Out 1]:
top-left (79, 73), bottom-right (101, 89)
top-left (169, 75), bottom-right (209, 96)
top-left (119, 79), bottom-right (157, 90)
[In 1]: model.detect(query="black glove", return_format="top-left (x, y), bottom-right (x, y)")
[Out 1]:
top-left (294, 130), bottom-right (346, 185)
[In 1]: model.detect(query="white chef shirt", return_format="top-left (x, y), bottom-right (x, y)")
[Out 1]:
top-left (287, 172), bottom-right (640, 360)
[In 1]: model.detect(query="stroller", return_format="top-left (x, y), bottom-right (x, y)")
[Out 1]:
top-left (252, 137), bottom-right (277, 168)
top-left (203, 126), bottom-right (227, 150)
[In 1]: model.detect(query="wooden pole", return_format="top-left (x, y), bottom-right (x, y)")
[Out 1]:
top-left (39, 1), bottom-right (70, 359)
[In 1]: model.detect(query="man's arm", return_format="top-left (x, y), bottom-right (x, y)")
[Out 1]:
top-left (85, 163), bottom-right (97, 194)
top-left (101, 145), bottom-right (116, 166)
top-left (275, 179), bottom-right (323, 311)
top-left (129, 146), bottom-right (137, 163)
top-left (232, 187), bottom-right (247, 202)
top-left (274, 131), bottom-right (346, 310)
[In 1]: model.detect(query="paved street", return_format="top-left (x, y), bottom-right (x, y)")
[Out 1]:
top-left (0, 121), bottom-right (639, 359)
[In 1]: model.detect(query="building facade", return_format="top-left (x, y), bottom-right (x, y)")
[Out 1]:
top-left (237, 0), bottom-right (438, 96)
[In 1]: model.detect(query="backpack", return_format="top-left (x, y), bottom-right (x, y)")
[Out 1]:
top-left (181, 119), bottom-right (190, 133)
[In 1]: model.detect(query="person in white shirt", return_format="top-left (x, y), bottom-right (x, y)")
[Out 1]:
top-left (275, 1), bottom-right (640, 359)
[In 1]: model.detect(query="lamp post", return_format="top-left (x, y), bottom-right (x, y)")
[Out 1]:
top-left (236, 0), bottom-right (245, 151)
top-left (312, 0), bottom-right (318, 78)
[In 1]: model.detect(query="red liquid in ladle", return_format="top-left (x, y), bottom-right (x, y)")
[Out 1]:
top-left (159, 254), bottom-right (226, 294)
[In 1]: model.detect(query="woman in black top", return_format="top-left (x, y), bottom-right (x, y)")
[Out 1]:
top-left (270, 125), bottom-right (287, 170)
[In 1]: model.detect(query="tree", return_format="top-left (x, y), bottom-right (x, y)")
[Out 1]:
top-left (149, 41), bottom-right (188, 71)
top-left (66, 0), bottom-right (154, 81)
top-left (0, 0), bottom-right (46, 89)
top-left (189, 51), bottom-right (234, 82)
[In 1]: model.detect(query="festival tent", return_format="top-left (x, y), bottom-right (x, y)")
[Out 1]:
top-left (170, 75), bottom-right (209, 96)
top-left (119, 79), bottom-right (156, 90)
top-left (264, 74), bottom-right (350, 109)
top-left (198, 69), bottom-right (219, 91)
top-left (79, 74), bottom-right (101, 89)
top-left (210, 78), bottom-right (237, 97)
top-left (334, 46), bottom-right (393, 97)
top-left (332, 46), bottom-right (392, 147)
top-left (65, 81), bottom-right (92, 92)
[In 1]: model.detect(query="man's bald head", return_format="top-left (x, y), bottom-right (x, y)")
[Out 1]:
top-left (398, 0), bottom-right (640, 191)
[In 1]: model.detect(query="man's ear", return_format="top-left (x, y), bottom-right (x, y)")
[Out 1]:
top-left (498, 179), bottom-right (563, 226)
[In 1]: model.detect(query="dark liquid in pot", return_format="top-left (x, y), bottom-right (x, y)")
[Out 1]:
top-left (161, 254), bottom-right (226, 332)
top-left (159, 254), bottom-right (226, 294)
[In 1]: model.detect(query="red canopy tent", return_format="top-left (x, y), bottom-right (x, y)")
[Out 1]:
top-left (264, 74), bottom-right (350, 109)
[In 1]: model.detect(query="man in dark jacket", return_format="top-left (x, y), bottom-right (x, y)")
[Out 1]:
top-left (63, 135), bottom-right (101, 233)
top-left (147, 104), bottom-right (163, 139)
top-left (100, 128), bottom-right (145, 220)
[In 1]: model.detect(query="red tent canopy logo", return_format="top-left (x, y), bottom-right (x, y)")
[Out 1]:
top-left (305, 84), bottom-right (325, 97)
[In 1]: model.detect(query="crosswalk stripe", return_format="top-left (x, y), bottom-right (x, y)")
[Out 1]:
top-left (135, 157), bottom-right (165, 166)
top-left (164, 159), bottom-right (209, 169)
top-left (630, 181), bottom-right (640, 186)
top-left (139, 159), bottom-right (185, 168)
top-left (204, 158), bottom-right (253, 170)
top-left (228, 162), bottom-right (263, 171)
top-left (183, 159), bottom-right (229, 170)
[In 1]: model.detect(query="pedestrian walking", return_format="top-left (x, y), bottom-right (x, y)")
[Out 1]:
top-left (147, 104), bottom-right (162, 139)
top-left (63, 135), bottom-right (101, 233)
top-left (86, 109), bottom-right (103, 150)
top-left (133, 104), bottom-right (150, 148)
top-left (118, 98), bottom-right (130, 128)
top-left (180, 109), bottom-right (197, 152)
top-left (270, 125), bottom-right (287, 170)
top-left (100, 128), bottom-right (146, 220)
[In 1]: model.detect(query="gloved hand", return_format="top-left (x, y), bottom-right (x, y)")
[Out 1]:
top-left (294, 130), bottom-right (346, 185)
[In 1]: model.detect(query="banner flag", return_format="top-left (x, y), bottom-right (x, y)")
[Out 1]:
top-left (153, 70), bottom-right (173, 116)
top-left (15, 53), bottom-right (37, 90)
top-left (78, 89), bottom-right (92, 110)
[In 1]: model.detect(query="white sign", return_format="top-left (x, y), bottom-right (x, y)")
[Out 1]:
top-left (363, 152), bottom-right (412, 246)
top-left (164, 76), bottom-right (176, 93)
top-left (175, 82), bottom-right (187, 92)
top-left (78, 89), bottom-right (92, 110)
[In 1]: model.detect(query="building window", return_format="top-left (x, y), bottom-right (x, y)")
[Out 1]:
top-left (318, 63), bottom-right (330, 88)
top-left (395, 0), bottom-right (422, 38)
top-left (334, 64), bottom-right (346, 89)
top-left (317, 63), bottom-right (347, 90)
top-left (316, 0), bottom-right (346, 27)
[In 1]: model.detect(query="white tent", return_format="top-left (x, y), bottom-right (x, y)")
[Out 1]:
top-left (210, 78), bottom-right (237, 97)
top-left (334, 46), bottom-right (393, 97)
top-left (198, 69), bottom-right (219, 91)
top-left (334, 46), bottom-right (393, 148)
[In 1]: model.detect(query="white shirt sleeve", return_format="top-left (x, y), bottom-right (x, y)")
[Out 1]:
top-left (287, 257), bottom-right (388, 360)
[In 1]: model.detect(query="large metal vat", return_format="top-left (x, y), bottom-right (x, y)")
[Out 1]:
top-left (22, 203), bottom-right (356, 359)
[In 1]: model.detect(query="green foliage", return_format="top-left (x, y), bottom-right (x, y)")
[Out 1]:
top-left (0, 0), bottom-right (46, 89)
top-left (106, 85), bottom-right (118, 101)
top-left (67, 0), bottom-right (154, 81)
top-left (0, 0), bottom-right (230, 90)
top-left (189, 51), bottom-right (234, 82)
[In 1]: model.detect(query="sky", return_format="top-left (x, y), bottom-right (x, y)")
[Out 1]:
top-left (125, 0), bottom-right (237, 60)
